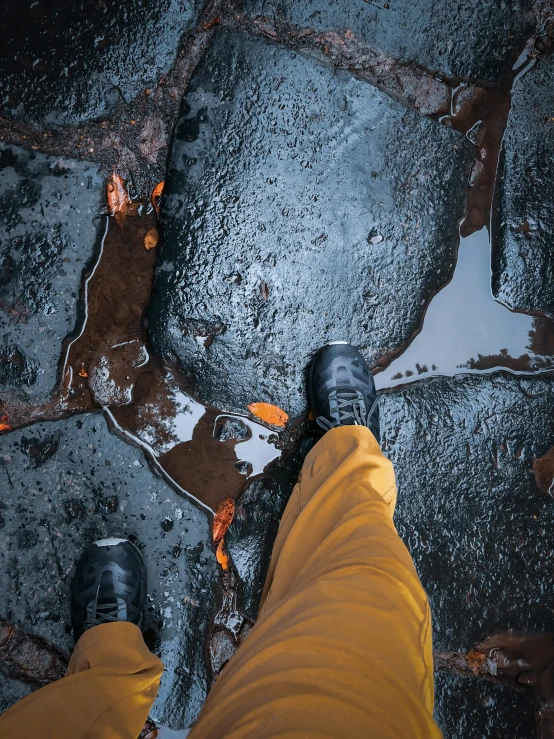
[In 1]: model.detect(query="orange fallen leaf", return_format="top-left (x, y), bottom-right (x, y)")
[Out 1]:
top-left (216, 539), bottom-right (230, 570)
top-left (151, 180), bottom-right (165, 217)
top-left (212, 498), bottom-right (235, 543)
top-left (78, 366), bottom-right (88, 378)
top-left (144, 228), bottom-right (159, 250)
top-left (0, 414), bottom-right (11, 433)
top-left (203, 15), bottom-right (221, 30)
top-left (107, 173), bottom-right (129, 228)
top-left (247, 402), bottom-right (289, 427)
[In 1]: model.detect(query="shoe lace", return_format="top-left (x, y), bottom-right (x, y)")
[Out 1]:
top-left (84, 593), bottom-right (128, 630)
top-left (316, 390), bottom-right (378, 432)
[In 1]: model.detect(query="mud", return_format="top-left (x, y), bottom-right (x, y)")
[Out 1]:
top-left (230, 14), bottom-right (453, 116)
top-left (242, 0), bottom-right (535, 81)
top-left (436, 632), bottom-right (554, 738)
top-left (533, 447), bottom-right (554, 497)
top-left (111, 365), bottom-right (284, 510)
top-left (64, 208), bottom-right (158, 411)
top-left (0, 620), bottom-right (68, 686)
top-left (448, 69), bottom-right (516, 238)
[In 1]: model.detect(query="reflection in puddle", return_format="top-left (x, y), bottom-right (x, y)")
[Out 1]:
top-left (376, 228), bottom-right (554, 389)
top-left (110, 367), bottom-right (282, 511)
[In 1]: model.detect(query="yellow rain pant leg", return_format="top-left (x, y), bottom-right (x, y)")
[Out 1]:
top-left (0, 621), bottom-right (163, 739)
top-left (189, 425), bottom-right (441, 739)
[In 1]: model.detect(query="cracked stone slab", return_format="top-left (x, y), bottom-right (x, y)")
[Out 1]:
top-left (434, 671), bottom-right (536, 738)
top-left (149, 29), bottom-right (472, 417)
top-left (383, 373), bottom-right (554, 651)
top-left (243, 0), bottom-right (535, 82)
top-left (0, 0), bottom-right (202, 127)
top-left (0, 413), bottom-right (217, 730)
top-left (0, 144), bottom-right (104, 404)
top-left (492, 53), bottom-right (554, 317)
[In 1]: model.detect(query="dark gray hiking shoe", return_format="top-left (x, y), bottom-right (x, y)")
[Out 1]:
top-left (71, 538), bottom-right (147, 642)
top-left (308, 342), bottom-right (380, 441)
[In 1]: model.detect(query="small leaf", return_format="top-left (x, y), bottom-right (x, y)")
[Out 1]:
top-left (0, 414), bottom-right (11, 433)
top-left (144, 228), bottom-right (159, 250)
top-left (106, 173), bottom-right (129, 228)
top-left (212, 498), bottom-right (235, 543)
top-left (216, 540), bottom-right (230, 570)
top-left (78, 366), bottom-right (88, 378)
top-left (247, 402), bottom-right (289, 427)
top-left (203, 15), bottom-right (221, 30)
top-left (151, 181), bottom-right (165, 217)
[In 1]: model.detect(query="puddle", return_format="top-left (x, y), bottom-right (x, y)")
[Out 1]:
top-left (110, 366), bottom-right (283, 512)
top-left (375, 228), bottom-right (554, 390)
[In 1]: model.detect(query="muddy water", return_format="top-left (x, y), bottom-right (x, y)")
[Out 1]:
top-left (110, 366), bottom-right (282, 512)
top-left (375, 228), bottom-right (554, 389)
top-left (44, 209), bottom-right (284, 513)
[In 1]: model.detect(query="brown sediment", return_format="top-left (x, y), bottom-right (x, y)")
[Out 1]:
top-left (533, 447), bottom-right (554, 497)
top-left (435, 632), bottom-right (554, 738)
top-left (0, 205), bottom-right (159, 428)
top-left (138, 719), bottom-right (159, 739)
top-left (110, 363), bottom-right (284, 510)
top-left (226, 13), bottom-right (452, 117)
top-left (447, 71), bottom-right (515, 237)
top-left (63, 207), bottom-right (158, 412)
top-left (0, 0), bottom-right (228, 198)
top-left (0, 619), bottom-right (68, 686)
top-left (209, 564), bottom-right (252, 681)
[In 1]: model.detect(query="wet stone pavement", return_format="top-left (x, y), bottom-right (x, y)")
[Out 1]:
top-left (1, 0), bottom-right (554, 737)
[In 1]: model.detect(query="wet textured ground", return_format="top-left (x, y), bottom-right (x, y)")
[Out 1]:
top-left (493, 51), bottom-right (554, 317)
top-left (1, 0), bottom-right (554, 736)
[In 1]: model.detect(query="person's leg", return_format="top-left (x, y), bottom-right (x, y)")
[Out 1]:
top-left (0, 539), bottom-right (163, 739)
top-left (189, 344), bottom-right (440, 739)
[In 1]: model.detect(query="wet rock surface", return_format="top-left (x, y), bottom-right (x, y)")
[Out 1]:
top-left (0, 2), bottom-right (553, 736)
top-left (0, 413), bottom-right (217, 729)
top-left (383, 374), bottom-right (554, 650)
top-left (492, 52), bottom-right (554, 317)
top-left (434, 671), bottom-right (536, 739)
top-left (242, 0), bottom-right (535, 81)
top-left (149, 30), bottom-right (472, 417)
top-left (0, 145), bottom-right (104, 404)
top-left (0, 0), bottom-right (201, 127)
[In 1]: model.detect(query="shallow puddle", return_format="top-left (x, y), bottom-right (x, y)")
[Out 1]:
top-left (375, 228), bottom-right (554, 389)
top-left (110, 366), bottom-right (283, 512)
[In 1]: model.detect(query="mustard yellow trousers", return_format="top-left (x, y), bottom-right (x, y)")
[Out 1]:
top-left (0, 426), bottom-right (441, 738)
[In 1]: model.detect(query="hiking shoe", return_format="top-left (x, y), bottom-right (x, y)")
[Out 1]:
top-left (308, 342), bottom-right (380, 441)
top-left (71, 538), bottom-right (147, 642)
